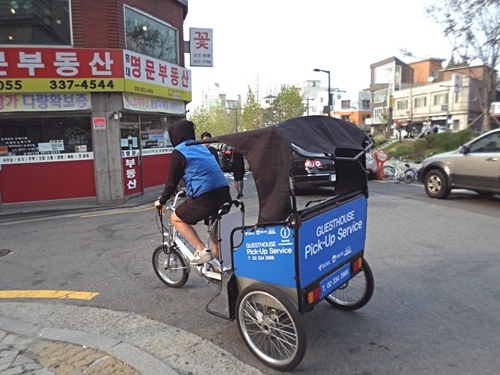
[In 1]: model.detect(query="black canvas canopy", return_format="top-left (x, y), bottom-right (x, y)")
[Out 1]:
top-left (190, 115), bottom-right (367, 225)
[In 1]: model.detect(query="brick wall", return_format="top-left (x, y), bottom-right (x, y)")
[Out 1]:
top-left (71, 0), bottom-right (186, 66)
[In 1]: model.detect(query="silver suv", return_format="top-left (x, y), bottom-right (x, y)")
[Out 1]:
top-left (418, 128), bottom-right (500, 199)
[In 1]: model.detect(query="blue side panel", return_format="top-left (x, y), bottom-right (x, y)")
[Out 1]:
top-left (298, 196), bottom-right (367, 288)
top-left (233, 225), bottom-right (296, 288)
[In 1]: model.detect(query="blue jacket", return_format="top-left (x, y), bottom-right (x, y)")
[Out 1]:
top-left (176, 140), bottom-right (228, 197)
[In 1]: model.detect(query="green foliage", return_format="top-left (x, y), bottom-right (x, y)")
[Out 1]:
top-left (241, 87), bottom-right (264, 130)
top-left (266, 85), bottom-right (306, 124)
top-left (187, 103), bottom-right (236, 137)
top-left (383, 129), bottom-right (474, 159)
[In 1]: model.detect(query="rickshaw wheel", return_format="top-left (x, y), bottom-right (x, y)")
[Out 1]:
top-left (236, 284), bottom-right (306, 371)
top-left (325, 259), bottom-right (374, 310)
top-left (152, 245), bottom-right (189, 288)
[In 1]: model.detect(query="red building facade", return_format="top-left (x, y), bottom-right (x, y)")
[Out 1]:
top-left (0, 0), bottom-right (190, 208)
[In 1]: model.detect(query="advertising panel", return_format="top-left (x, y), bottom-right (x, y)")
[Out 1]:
top-left (123, 50), bottom-right (192, 101)
top-left (298, 196), bottom-right (367, 288)
top-left (189, 28), bottom-right (213, 67)
top-left (123, 93), bottom-right (185, 114)
top-left (0, 93), bottom-right (91, 112)
top-left (233, 225), bottom-right (296, 288)
top-left (0, 48), bottom-right (124, 93)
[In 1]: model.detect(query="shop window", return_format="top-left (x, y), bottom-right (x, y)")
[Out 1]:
top-left (124, 6), bottom-right (178, 64)
top-left (0, 116), bottom-right (92, 155)
top-left (140, 115), bottom-right (173, 148)
top-left (0, 0), bottom-right (72, 45)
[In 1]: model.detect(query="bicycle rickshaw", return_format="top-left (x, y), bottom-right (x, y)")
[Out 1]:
top-left (153, 115), bottom-right (374, 371)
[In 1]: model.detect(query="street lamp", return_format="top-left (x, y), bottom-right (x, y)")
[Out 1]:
top-left (439, 84), bottom-right (453, 128)
top-left (314, 68), bottom-right (331, 116)
top-left (226, 107), bottom-right (238, 133)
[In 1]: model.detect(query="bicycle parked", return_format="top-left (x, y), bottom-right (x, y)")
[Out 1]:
top-left (380, 157), bottom-right (415, 184)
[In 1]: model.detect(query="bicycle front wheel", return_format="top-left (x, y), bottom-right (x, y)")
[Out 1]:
top-left (380, 166), bottom-right (395, 181)
top-left (404, 170), bottom-right (415, 184)
top-left (152, 245), bottom-right (189, 288)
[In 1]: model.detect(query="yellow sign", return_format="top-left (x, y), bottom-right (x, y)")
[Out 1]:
top-left (124, 79), bottom-right (192, 101)
top-left (389, 94), bottom-right (394, 107)
top-left (0, 78), bottom-right (124, 93)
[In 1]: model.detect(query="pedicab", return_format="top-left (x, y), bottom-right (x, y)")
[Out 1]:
top-left (163, 115), bottom-right (374, 371)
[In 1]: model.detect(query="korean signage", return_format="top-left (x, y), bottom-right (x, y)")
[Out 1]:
top-left (189, 28), bottom-right (213, 67)
top-left (123, 93), bottom-right (185, 114)
top-left (93, 117), bottom-right (106, 131)
top-left (0, 48), bottom-right (124, 93)
top-left (123, 50), bottom-right (192, 101)
top-left (0, 153), bottom-right (94, 165)
top-left (233, 225), bottom-right (296, 288)
top-left (122, 156), bottom-right (142, 196)
top-left (0, 93), bottom-right (91, 112)
top-left (0, 48), bottom-right (192, 102)
top-left (298, 196), bottom-right (367, 288)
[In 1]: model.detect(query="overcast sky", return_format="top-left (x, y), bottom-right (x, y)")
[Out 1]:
top-left (183, 0), bottom-right (453, 108)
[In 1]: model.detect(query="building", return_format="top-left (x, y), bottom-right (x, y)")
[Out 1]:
top-left (332, 91), bottom-right (371, 130)
top-left (392, 65), bottom-right (497, 135)
top-left (0, 0), bottom-right (191, 209)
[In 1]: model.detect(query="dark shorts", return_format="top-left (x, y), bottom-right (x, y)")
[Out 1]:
top-left (176, 186), bottom-right (232, 225)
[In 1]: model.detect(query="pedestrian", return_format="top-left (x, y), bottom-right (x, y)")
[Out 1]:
top-left (232, 148), bottom-right (245, 199)
top-left (433, 124), bottom-right (439, 133)
top-left (396, 121), bottom-right (402, 142)
top-left (406, 121), bottom-right (414, 138)
top-left (200, 131), bottom-right (220, 165)
top-left (154, 120), bottom-right (232, 264)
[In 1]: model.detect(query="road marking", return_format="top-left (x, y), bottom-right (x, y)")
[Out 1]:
top-left (81, 206), bottom-right (153, 218)
top-left (0, 290), bottom-right (99, 300)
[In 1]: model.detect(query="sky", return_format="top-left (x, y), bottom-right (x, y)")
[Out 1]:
top-left (183, 0), bottom-right (453, 108)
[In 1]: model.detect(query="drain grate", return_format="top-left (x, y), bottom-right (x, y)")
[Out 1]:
top-left (0, 249), bottom-right (12, 257)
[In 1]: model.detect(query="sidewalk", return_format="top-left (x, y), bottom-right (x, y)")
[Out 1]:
top-left (0, 302), bottom-right (262, 375)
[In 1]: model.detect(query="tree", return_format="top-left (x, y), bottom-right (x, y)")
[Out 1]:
top-left (241, 86), bottom-right (264, 130)
top-left (425, 0), bottom-right (500, 131)
top-left (187, 103), bottom-right (234, 136)
top-left (266, 85), bottom-right (306, 124)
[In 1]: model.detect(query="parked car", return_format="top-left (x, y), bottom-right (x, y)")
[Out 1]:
top-left (289, 144), bottom-right (336, 194)
top-left (418, 128), bottom-right (500, 199)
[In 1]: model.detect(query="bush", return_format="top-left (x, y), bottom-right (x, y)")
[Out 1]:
top-left (381, 129), bottom-right (474, 160)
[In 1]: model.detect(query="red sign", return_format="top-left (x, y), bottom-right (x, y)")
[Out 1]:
top-left (122, 156), bottom-right (142, 196)
top-left (93, 117), bottom-right (106, 130)
top-left (0, 48), bottom-right (124, 79)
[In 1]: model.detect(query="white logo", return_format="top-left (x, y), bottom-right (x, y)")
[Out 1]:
top-left (344, 246), bottom-right (352, 256)
top-left (332, 254), bottom-right (337, 263)
top-left (268, 228), bottom-right (276, 235)
top-left (280, 227), bottom-right (291, 239)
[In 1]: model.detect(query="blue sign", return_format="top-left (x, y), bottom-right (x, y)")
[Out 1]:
top-left (233, 225), bottom-right (296, 288)
top-left (320, 263), bottom-right (350, 298)
top-left (298, 196), bottom-right (367, 288)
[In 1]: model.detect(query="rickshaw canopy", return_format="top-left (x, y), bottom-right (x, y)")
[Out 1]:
top-left (191, 115), bottom-right (367, 225)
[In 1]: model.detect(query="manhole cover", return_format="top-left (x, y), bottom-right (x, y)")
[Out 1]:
top-left (0, 249), bottom-right (12, 257)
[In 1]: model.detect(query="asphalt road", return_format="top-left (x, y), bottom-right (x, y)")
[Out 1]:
top-left (1, 174), bottom-right (500, 375)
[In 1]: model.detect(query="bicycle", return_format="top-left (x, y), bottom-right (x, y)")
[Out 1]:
top-left (380, 157), bottom-right (415, 184)
top-left (152, 188), bottom-right (244, 288)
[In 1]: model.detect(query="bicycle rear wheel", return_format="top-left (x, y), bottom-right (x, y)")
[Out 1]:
top-left (380, 166), bottom-right (395, 181)
top-left (152, 245), bottom-right (189, 288)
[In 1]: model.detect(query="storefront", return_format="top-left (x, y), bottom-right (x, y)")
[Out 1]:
top-left (0, 48), bottom-right (191, 208)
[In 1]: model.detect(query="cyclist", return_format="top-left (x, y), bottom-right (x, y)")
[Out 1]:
top-left (154, 120), bottom-right (231, 265)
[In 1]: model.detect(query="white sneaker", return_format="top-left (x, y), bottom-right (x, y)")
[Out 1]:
top-left (191, 250), bottom-right (214, 265)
